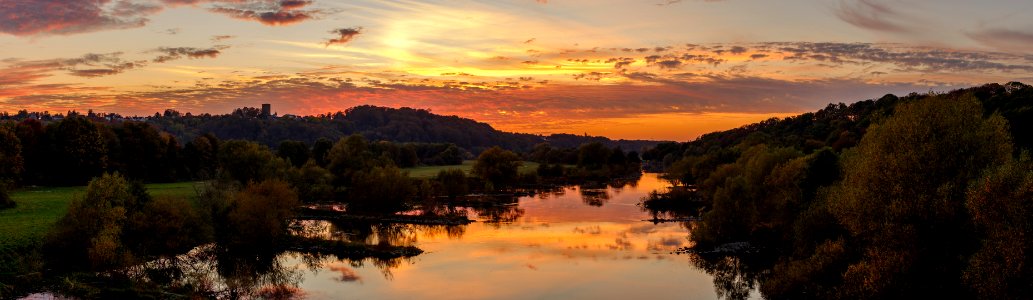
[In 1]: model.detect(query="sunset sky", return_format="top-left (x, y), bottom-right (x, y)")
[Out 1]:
top-left (2, 0), bottom-right (1032, 141)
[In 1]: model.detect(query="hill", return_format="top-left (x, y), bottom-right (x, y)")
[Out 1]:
top-left (643, 82), bottom-right (1033, 167)
top-left (145, 105), bottom-right (661, 153)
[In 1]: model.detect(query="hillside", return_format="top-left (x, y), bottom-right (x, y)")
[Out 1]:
top-left (145, 105), bottom-right (661, 153)
top-left (643, 82), bottom-right (1033, 167)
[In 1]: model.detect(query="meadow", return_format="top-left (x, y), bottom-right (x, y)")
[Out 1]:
top-left (0, 182), bottom-right (204, 251)
top-left (401, 160), bottom-right (542, 179)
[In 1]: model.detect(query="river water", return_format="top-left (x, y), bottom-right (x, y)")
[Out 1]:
top-left (20, 173), bottom-right (759, 300)
top-left (285, 173), bottom-right (758, 299)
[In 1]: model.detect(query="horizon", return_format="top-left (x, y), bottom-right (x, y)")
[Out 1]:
top-left (2, 0), bottom-right (1033, 141)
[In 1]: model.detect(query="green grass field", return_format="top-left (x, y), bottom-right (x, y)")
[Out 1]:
top-left (0, 182), bottom-right (204, 251)
top-left (402, 160), bottom-right (542, 179)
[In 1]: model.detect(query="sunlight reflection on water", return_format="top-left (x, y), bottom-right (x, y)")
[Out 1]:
top-left (291, 173), bottom-right (760, 300)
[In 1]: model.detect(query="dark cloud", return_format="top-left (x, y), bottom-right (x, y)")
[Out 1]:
top-left (209, 7), bottom-right (314, 25)
top-left (0, 0), bottom-right (160, 36)
top-left (325, 27), bottom-right (363, 47)
top-left (605, 57), bottom-right (636, 69)
top-left (152, 46), bottom-right (228, 63)
top-left (69, 62), bottom-right (141, 78)
top-left (171, 0), bottom-right (321, 26)
top-left (656, 60), bottom-right (682, 69)
top-left (833, 0), bottom-right (912, 33)
top-left (278, 0), bottom-right (312, 10)
top-left (750, 53), bottom-right (769, 60)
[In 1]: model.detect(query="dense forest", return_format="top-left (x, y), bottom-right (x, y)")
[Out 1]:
top-left (643, 82), bottom-right (1033, 299)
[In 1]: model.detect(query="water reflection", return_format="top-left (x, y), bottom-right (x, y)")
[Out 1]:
top-left (687, 254), bottom-right (766, 300)
top-left (39, 173), bottom-right (755, 299)
top-left (294, 220), bottom-right (467, 247)
top-left (283, 173), bottom-right (745, 300)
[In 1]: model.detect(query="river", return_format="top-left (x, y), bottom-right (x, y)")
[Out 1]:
top-left (20, 173), bottom-right (759, 300)
top-left (285, 173), bottom-right (757, 299)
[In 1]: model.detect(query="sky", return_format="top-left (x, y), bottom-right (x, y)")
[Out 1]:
top-left (1, 0), bottom-right (1032, 141)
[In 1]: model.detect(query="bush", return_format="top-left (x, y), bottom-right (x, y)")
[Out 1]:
top-left (124, 196), bottom-right (211, 257)
top-left (472, 146), bottom-right (521, 190)
top-left (346, 166), bottom-right (415, 213)
top-left (44, 173), bottom-right (212, 271)
top-left (45, 173), bottom-right (140, 270)
top-left (220, 179), bottom-right (299, 249)
top-left (290, 161), bottom-right (335, 203)
top-left (435, 169), bottom-right (469, 199)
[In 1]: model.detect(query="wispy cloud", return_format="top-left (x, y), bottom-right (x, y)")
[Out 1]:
top-left (968, 28), bottom-right (1033, 52)
top-left (833, 0), bottom-right (912, 33)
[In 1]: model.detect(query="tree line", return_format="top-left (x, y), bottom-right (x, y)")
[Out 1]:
top-left (0, 116), bottom-right (472, 187)
top-left (126, 105), bottom-right (657, 153)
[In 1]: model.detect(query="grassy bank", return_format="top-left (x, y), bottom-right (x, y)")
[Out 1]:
top-left (402, 160), bottom-right (542, 179)
top-left (0, 182), bottom-right (205, 251)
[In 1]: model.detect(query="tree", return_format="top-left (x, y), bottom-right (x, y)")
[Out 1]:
top-left (50, 116), bottom-right (108, 185)
top-left (217, 140), bottom-right (290, 184)
top-left (183, 134), bottom-right (219, 179)
top-left (277, 140), bottom-right (311, 167)
top-left (577, 142), bottom-right (611, 170)
top-left (963, 158), bottom-right (1033, 298)
top-left (436, 168), bottom-right (469, 199)
top-left (45, 173), bottom-right (140, 270)
top-left (222, 179), bottom-right (299, 249)
top-left (311, 138), bottom-right (334, 167)
top-left (14, 119), bottom-right (45, 184)
top-left (112, 122), bottom-right (170, 182)
top-left (398, 144), bottom-right (420, 168)
top-left (327, 134), bottom-right (375, 184)
top-left (826, 94), bottom-right (1012, 298)
top-left (346, 165), bottom-right (415, 213)
top-left (124, 196), bottom-right (211, 257)
top-left (290, 161), bottom-right (335, 203)
top-left (472, 146), bottom-right (522, 190)
top-left (434, 144), bottom-right (464, 165)
top-left (0, 127), bottom-right (24, 184)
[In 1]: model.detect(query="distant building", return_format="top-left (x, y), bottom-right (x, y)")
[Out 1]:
top-left (262, 104), bottom-right (272, 117)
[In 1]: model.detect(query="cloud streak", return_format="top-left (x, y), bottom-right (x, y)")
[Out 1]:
top-left (833, 0), bottom-right (912, 33)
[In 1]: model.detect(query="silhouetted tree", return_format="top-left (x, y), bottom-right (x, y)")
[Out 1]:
top-left (217, 140), bottom-right (290, 185)
top-left (277, 140), bottom-right (310, 167)
top-left (0, 126), bottom-right (24, 184)
top-left (472, 146), bottom-right (521, 190)
top-left (50, 116), bottom-right (108, 185)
